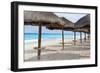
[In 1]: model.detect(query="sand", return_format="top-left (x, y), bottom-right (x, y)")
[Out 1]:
top-left (24, 39), bottom-right (90, 61)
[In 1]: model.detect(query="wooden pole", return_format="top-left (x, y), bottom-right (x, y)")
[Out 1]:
top-left (37, 24), bottom-right (42, 60)
top-left (62, 26), bottom-right (64, 50)
top-left (84, 32), bottom-right (86, 42)
top-left (87, 33), bottom-right (90, 40)
top-left (74, 32), bottom-right (76, 45)
top-left (80, 32), bottom-right (82, 43)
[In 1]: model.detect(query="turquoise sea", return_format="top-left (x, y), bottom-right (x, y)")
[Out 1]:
top-left (24, 33), bottom-right (82, 41)
top-left (24, 33), bottom-right (85, 47)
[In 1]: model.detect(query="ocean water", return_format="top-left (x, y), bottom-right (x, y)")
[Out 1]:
top-left (24, 33), bottom-right (85, 47)
top-left (24, 33), bottom-right (81, 41)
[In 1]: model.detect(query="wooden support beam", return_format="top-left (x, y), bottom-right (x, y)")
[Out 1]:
top-left (62, 26), bottom-right (64, 50)
top-left (74, 32), bottom-right (76, 45)
top-left (80, 32), bottom-right (82, 43)
top-left (37, 24), bottom-right (42, 60)
top-left (84, 32), bottom-right (86, 42)
top-left (87, 33), bottom-right (90, 40)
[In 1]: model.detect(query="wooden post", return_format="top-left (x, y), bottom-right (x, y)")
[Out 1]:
top-left (37, 24), bottom-right (42, 60)
top-left (84, 32), bottom-right (86, 42)
top-left (80, 32), bottom-right (82, 43)
top-left (87, 33), bottom-right (90, 40)
top-left (62, 26), bottom-right (64, 50)
top-left (74, 31), bottom-right (76, 45)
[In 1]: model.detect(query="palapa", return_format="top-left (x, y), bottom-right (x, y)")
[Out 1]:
top-left (24, 11), bottom-right (65, 60)
top-left (74, 14), bottom-right (90, 43)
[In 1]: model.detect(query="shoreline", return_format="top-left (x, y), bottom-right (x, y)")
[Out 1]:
top-left (25, 38), bottom-right (73, 50)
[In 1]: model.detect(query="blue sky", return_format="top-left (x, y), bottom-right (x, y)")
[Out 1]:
top-left (25, 12), bottom-right (88, 33)
top-left (54, 13), bottom-right (87, 23)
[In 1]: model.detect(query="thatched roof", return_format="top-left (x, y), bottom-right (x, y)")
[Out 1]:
top-left (74, 14), bottom-right (90, 33)
top-left (24, 11), bottom-right (65, 26)
top-left (75, 14), bottom-right (90, 28)
top-left (46, 17), bottom-right (74, 30)
top-left (74, 28), bottom-right (90, 33)
top-left (62, 17), bottom-right (74, 28)
top-left (24, 11), bottom-right (90, 33)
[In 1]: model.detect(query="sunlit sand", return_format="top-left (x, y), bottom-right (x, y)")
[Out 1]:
top-left (24, 38), bottom-right (90, 61)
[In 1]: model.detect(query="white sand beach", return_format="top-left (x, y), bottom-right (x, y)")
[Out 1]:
top-left (24, 38), bottom-right (90, 61)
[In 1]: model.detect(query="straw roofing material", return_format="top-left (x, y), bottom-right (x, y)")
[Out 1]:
top-left (74, 28), bottom-right (89, 33)
top-left (24, 11), bottom-right (65, 26)
top-left (75, 14), bottom-right (90, 28)
top-left (46, 17), bottom-right (74, 30)
top-left (61, 17), bottom-right (74, 28)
